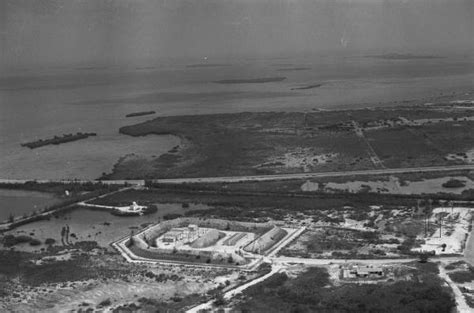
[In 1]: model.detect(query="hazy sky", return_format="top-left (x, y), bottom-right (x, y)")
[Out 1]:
top-left (0, 0), bottom-right (472, 68)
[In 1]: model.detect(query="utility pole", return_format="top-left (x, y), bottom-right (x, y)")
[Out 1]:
top-left (439, 200), bottom-right (445, 212)
top-left (425, 213), bottom-right (428, 237)
top-left (427, 199), bottom-right (433, 236)
top-left (439, 215), bottom-right (442, 238)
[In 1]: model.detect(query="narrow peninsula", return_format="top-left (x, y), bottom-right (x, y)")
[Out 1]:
top-left (125, 111), bottom-right (156, 118)
top-left (291, 83), bottom-right (323, 90)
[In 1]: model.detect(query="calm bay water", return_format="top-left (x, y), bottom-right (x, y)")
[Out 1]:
top-left (0, 189), bottom-right (61, 222)
top-left (1, 55), bottom-right (473, 180)
top-left (8, 203), bottom-right (210, 248)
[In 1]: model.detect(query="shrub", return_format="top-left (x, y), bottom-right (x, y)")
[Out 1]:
top-left (213, 293), bottom-right (226, 306)
top-left (29, 239), bottom-right (41, 246)
top-left (442, 179), bottom-right (466, 189)
top-left (449, 270), bottom-right (474, 284)
top-left (144, 205), bottom-right (158, 215)
top-left (163, 213), bottom-right (183, 220)
top-left (445, 261), bottom-right (465, 271)
top-left (3, 235), bottom-right (34, 247)
top-left (98, 298), bottom-right (111, 307)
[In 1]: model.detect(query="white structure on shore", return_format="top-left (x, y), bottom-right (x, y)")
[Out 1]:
top-left (129, 202), bottom-right (142, 212)
top-left (115, 201), bottom-right (147, 214)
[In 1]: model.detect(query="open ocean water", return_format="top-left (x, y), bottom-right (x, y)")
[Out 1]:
top-left (1, 55), bottom-right (473, 180)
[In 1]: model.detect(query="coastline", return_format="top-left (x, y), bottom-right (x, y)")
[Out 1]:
top-left (103, 105), bottom-right (474, 180)
top-left (101, 134), bottom-right (189, 180)
top-left (1, 133), bottom-right (181, 181)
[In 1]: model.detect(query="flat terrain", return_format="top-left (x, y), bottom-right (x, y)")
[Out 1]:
top-left (0, 245), bottom-right (239, 312)
top-left (233, 263), bottom-right (456, 313)
top-left (1, 183), bottom-right (472, 312)
top-left (108, 104), bottom-right (474, 179)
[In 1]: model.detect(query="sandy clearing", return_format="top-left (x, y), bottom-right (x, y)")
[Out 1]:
top-left (439, 265), bottom-right (471, 313)
top-left (413, 207), bottom-right (473, 255)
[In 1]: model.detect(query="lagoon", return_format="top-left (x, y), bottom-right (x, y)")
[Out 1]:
top-left (0, 189), bottom-right (61, 222)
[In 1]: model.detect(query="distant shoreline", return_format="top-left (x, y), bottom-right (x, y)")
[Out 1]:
top-left (277, 67), bottom-right (311, 72)
top-left (186, 63), bottom-right (231, 68)
top-left (365, 53), bottom-right (444, 60)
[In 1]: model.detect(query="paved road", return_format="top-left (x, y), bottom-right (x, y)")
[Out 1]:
top-left (0, 179), bottom-right (145, 186)
top-left (439, 265), bottom-right (471, 312)
top-left (0, 187), bottom-right (133, 230)
top-left (153, 164), bottom-right (474, 184)
top-left (463, 217), bottom-right (474, 266)
top-left (271, 256), bottom-right (464, 266)
top-left (1, 165), bottom-right (473, 186)
top-left (187, 265), bottom-right (283, 313)
top-left (272, 256), bottom-right (417, 265)
top-left (266, 227), bottom-right (306, 258)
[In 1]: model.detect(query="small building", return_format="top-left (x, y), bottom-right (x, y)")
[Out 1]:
top-left (344, 265), bottom-right (384, 279)
top-left (161, 228), bottom-right (186, 243)
top-left (130, 202), bottom-right (141, 212)
top-left (351, 266), bottom-right (383, 278)
top-left (188, 224), bottom-right (198, 232)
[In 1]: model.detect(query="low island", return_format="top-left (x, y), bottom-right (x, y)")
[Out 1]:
top-left (21, 132), bottom-right (97, 149)
top-left (125, 111), bottom-right (156, 118)
top-left (277, 67), bottom-right (311, 72)
top-left (291, 83), bottom-right (323, 90)
top-left (366, 53), bottom-right (444, 60)
top-left (213, 77), bottom-right (286, 84)
top-left (186, 63), bottom-right (230, 68)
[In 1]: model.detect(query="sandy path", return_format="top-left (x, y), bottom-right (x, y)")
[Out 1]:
top-left (464, 217), bottom-right (474, 266)
top-left (439, 265), bottom-right (471, 313)
top-left (187, 265), bottom-right (282, 313)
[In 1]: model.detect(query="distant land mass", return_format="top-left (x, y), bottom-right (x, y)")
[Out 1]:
top-left (135, 66), bottom-right (156, 70)
top-left (277, 67), bottom-right (311, 72)
top-left (75, 66), bottom-right (109, 70)
top-left (366, 53), bottom-right (444, 60)
top-left (214, 77), bottom-right (286, 84)
top-left (186, 63), bottom-right (231, 68)
top-left (291, 83), bottom-right (323, 90)
top-left (126, 111), bottom-right (156, 118)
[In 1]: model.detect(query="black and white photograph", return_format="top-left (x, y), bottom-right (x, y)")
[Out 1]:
top-left (0, 0), bottom-right (473, 312)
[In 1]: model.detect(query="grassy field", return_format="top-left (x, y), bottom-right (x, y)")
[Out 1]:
top-left (365, 127), bottom-right (444, 168)
top-left (106, 106), bottom-right (474, 179)
top-left (91, 187), bottom-right (430, 215)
